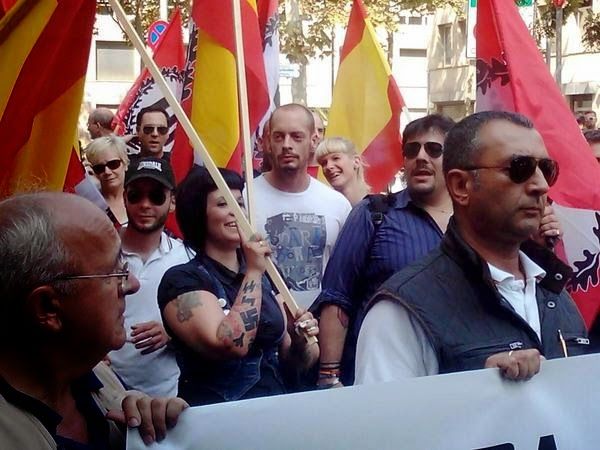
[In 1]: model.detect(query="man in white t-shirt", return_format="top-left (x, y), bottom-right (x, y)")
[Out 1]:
top-left (109, 157), bottom-right (192, 397)
top-left (250, 104), bottom-right (351, 309)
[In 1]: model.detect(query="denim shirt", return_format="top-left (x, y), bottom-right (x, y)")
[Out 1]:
top-left (311, 189), bottom-right (443, 384)
top-left (158, 252), bottom-right (286, 405)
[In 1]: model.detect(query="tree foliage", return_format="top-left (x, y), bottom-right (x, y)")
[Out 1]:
top-left (279, 0), bottom-right (465, 65)
top-left (582, 10), bottom-right (600, 51)
top-left (533, 0), bottom-right (584, 39)
top-left (96, 0), bottom-right (190, 43)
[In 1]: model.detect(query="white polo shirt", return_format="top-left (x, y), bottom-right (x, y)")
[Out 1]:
top-left (109, 233), bottom-right (193, 397)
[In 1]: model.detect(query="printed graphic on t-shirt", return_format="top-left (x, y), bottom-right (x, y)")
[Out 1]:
top-left (264, 212), bottom-right (326, 292)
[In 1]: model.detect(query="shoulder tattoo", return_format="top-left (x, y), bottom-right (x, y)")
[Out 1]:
top-left (173, 292), bottom-right (202, 322)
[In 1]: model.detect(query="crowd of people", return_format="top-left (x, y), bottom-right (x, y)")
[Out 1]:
top-left (0, 102), bottom-right (598, 448)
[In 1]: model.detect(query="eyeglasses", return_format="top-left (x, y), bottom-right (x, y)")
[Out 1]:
top-left (463, 155), bottom-right (559, 186)
top-left (403, 141), bottom-right (444, 159)
top-left (142, 126), bottom-right (168, 136)
top-left (92, 159), bottom-right (122, 175)
top-left (55, 262), bottom-right (129, 289)
top-left (126, 188), bottom-right (167, 206)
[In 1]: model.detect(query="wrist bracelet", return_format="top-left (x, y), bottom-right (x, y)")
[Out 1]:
top-left (317, 377), bottom-right (340, 389)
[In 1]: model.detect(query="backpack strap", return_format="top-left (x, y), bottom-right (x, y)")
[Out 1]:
top-left (366, 193), bottom-right (393, 230)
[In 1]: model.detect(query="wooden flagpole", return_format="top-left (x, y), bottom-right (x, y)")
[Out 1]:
top-left (107, 0), bottom-right (312, 331)
top-left (232, 0), bottom-right (256, 227)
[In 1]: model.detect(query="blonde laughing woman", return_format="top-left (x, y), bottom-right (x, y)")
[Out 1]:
top-left (316, 137), bottom-right (370, 206)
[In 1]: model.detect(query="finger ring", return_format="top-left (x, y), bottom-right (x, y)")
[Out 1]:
top-left (307, 326), bottom-right (317, 333)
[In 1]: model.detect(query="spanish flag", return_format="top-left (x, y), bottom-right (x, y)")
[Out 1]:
top-left (476, 0), bottom-right (600, 328)
top-left (327, 0), bottom-right (405, 193)
top-left (184, 0), bottom-right (269, 173)
top-left (0, 0), bottom-right (95, 197)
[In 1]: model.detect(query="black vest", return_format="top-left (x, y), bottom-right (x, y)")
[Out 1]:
top-left (368, 219), bottom-right (589, 374)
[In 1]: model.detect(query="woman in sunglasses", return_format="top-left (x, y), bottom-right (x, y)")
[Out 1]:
top-left (157, 166), bottom-right (319, 406)
top-left (85, 135), bottom-right (129, 225)
top-left (316, 137), bottom-right (371, 206)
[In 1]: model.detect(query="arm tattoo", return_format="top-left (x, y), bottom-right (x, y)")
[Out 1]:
top-left (232, 332), bottom-right (245, 347)
top-left (241, 295), bottom-right (256, 306)
top-left (240, 308), bottom-right (259, 331)
top-left (174, 292), bottom-right (202, 323)
top-left (242, 280), bottom-right (256, 293)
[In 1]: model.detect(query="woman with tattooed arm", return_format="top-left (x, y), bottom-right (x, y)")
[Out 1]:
top-left (157, 167), bottom-right (319, 406)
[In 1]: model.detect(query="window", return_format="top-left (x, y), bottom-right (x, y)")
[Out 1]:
top-left (439, 24), bottom-right (452, 66)
top-left (399, 16), bottom-right (406, 24)
top-left (408, 16), bottom-right (422, 25)
top-left (570, 94), bottom-right (593, 113)
top-left (399, 49), bottom-right (427, 58)
top-left (96, 41), bottom-right (136, 81)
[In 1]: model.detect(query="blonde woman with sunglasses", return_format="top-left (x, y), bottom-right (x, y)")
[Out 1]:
top-left (86, 135), bottom-right (130, 225)
top-left (316, 137), bottom-right (371, 206)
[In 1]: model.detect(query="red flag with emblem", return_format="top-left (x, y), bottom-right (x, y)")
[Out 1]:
top-left (113, 9), bottom-right (185, 160)
top-left (476, 0), bottom-right (600, 327)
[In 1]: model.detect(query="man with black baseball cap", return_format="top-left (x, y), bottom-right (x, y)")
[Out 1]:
top-left (108, 157), bottom-right (192, 397)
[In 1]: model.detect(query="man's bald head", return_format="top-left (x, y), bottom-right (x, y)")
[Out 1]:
top-left (0, 193), bottom-right (117, 333)
top-left (269, 104), bottom-right (315, 135)
top-left (88, 108), bottom-right (115, 139)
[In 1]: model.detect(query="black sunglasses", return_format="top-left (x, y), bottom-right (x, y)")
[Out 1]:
top-left (126, 188), bottom-right (168, 206)
top-left (142, 126), bottom-right (169, 136)
top-left (92, 159), bottom-right (122, 175)
top-left (464, 155), bottom-right (559, 186)
top-left (403, 141), bottom-right (444, 159)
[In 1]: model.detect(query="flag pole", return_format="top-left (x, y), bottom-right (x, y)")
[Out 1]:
top-left (107, 0), bottom-right (311, 331)
top-left (232, 0), bottom-right (256, 227)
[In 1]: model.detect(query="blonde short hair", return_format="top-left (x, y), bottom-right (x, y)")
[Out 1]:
top-left (315, 137), bottom-right (370, 191)
top-left (85, 135), bottom-right (130, 167)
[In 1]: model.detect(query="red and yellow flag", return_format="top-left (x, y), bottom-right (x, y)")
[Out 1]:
top-left (0, 0), bottom-right (95, 197)
top-left (327, 0), bottom-right (405, 193)
top-left (182, 0), bottom-right (269, 173)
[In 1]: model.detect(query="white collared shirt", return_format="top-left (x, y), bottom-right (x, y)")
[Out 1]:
top-left (487, 251), bottom-right (546, 342)
top-left (109, 232), bottom-right (193, 397)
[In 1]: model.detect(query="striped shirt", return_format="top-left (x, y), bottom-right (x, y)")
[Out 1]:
top-left (311, 188), bottom-right (444, 383)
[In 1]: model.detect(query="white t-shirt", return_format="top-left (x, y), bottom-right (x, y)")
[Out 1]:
top-left (355, 252), bottom-right (545, 385)
top-left (109, 233), bottom-right (193, 397)
top-left (249, 175), bottom-right (351, 309)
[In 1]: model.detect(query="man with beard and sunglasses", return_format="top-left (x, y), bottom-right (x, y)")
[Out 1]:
top-left (108, 157), bottom-right (192, 397)
top-left (311, 114), bottom-right (456, 387)
top-left (355, 111), bottom-right (588, 384)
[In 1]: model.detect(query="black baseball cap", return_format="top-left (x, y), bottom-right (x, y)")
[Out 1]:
top-left (125, 157), bottom-right (175, 190)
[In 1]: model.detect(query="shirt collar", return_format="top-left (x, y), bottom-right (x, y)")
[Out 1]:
top-left (0, 371), bottom-right (103, 437)
top-left (195, 250), bottom-right (246, 284)
top-left (488, 251), bottom-right (547, 284)
top-left (122, 231), bottom-right (173, 258)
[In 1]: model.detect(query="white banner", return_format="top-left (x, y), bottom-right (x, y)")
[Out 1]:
top-left (127, 353), bottom-right (600, 450)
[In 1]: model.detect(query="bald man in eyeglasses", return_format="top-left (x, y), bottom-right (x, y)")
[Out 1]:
top-left (0, 192), bottom-right (188, 448)
top-left (355, 111), bottom-right (588, 385)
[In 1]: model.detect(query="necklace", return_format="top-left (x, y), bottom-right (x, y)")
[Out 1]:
top-left (424, 205), bottom-right (452, 215)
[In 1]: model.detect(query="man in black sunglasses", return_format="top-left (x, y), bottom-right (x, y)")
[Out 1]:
top-left (313, 114), bottom-right (456, 387)
top-left (135, 106), bottom-right (170, 160)
top-left (0, 192), bottom-right (188, 448)
top-left (108, 157), bottom-right (192, 398)
top-left (356, 111), bottom-right (587, 384)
